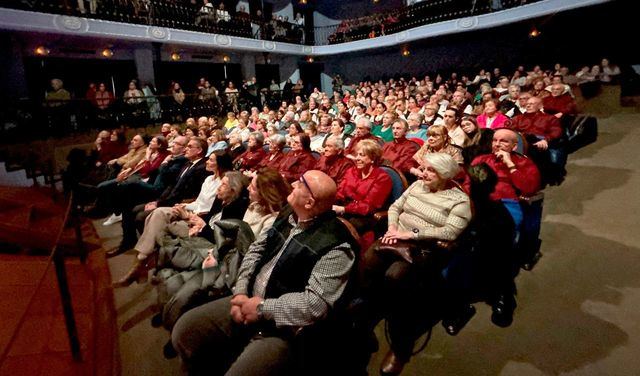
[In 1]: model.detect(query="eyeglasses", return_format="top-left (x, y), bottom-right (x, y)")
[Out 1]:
top-left (299, 174), bottom-right (316, 201)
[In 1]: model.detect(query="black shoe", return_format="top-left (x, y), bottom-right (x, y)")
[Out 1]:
top-left (491, 294), bottom-right (516, 328)
top-left (151, 312), bottom-right (163, 328)
top-left (442, 304), bottom-right (476, 336)
top-left (163, 339), bottom-right (178, 359)
top-left (522, 251), bottom-right (543, 271)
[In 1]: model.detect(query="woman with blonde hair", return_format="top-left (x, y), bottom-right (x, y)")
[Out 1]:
top-left (411, 124), bottom-right (463, 178)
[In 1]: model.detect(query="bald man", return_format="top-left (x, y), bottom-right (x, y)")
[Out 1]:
top-left (172, 170), bottom-right (357, 375)
top-left (471, 128), bottom-right (540, 228)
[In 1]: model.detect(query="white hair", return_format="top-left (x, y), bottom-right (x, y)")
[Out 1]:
top-left (356, 116), bottom-right (372, 130)
top-left (423, 153), bottom-right (460, 180)
top-left (326, 135), bottom-right (345, 150)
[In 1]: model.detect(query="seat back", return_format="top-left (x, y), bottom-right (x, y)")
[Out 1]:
top-left (379, 165), bottom-right (409, 206)
top-left (515, 132), bottom-right (528, 155)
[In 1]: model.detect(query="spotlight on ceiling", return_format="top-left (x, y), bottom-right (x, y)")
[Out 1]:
top-left (34, 46), bottom-right (50, 56)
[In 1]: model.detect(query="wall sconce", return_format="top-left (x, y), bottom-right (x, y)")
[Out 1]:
top-left (402, 49), bottom-right (410, 57)
top-left (101, 48), bottom-right (114, 58)
top-left (171, 52), bottom-right (181, 61)
top-left (34, 46), bottom-right (50, 56)
top-left (223, 55), bottom-right (231, 63)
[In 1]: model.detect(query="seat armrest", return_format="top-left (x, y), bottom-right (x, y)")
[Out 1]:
top-left (373, 211), bottom-right (388, 221)
top-left (520, 191), bottom-right (545, 205)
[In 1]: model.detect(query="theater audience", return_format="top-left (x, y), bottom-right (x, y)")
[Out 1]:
top-left (172, 170), bottom-right (355, 375)
top-left (114, 137), bottom-right (211, 256)
top-left (112, 153), bottom-right (233, 286)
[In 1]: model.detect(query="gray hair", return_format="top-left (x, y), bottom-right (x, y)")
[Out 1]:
top-left (250, 131), bottom-right (264, 145)
top-left (356, 116), bottom-right (372, 130)
top-left (423, 153), bottom-right (460, 180)
top-left (224, 171), bottom-right (248, 202)
top-left (408, 112), bottom-right (424, 124)
top-left (326, 135), bottom-right (345, 150)
top-left (269, 134), bottom-right (286, 148)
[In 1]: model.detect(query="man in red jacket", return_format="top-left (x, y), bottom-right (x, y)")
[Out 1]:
top-left (542, 83), bottom-right (577, 122)
top-left (381, 119), bottom-right (419, 178)
top-left (471, 128), bottom-right (540, 229)
top-left (345, 117), bottom-right (378, 160)
top-left (510, 96), bottom-right (566, 185)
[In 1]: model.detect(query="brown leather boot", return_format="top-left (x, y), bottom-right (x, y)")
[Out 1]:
top-left (380, 350), bottom-right (408, 375)
top-left (112, 258), bottom-right (148, 287)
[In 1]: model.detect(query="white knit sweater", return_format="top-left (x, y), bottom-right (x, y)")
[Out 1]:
top-left (387, 181), bottom-right (472, 241)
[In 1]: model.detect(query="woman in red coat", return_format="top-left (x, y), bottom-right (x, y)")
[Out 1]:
top-left (257, 134), bottom-right (286, 171)
top-left (333, 138), bottom-right (392, 234)
top-left (278, 133), bottom-right (317, 183)
top-left (233, 131), bottom-right (267, 171)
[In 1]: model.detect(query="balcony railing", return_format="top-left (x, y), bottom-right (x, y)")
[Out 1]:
top-left (2, 0), bottom-right (538, 46)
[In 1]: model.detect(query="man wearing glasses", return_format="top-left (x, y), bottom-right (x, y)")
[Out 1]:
top-left (172, 170), bottom-right (359, 375)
